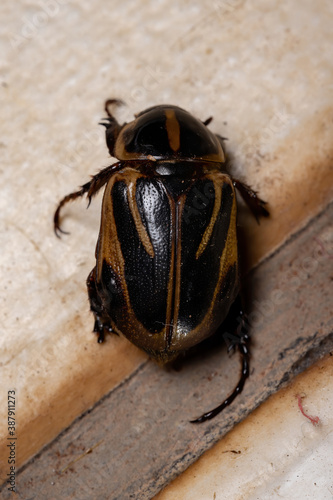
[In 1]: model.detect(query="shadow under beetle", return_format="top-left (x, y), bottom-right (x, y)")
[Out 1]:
top-left (54, 99), bottom-right (269, 423)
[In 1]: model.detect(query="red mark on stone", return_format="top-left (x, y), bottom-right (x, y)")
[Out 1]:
top-left (296, 394), bottom-right (320, 426)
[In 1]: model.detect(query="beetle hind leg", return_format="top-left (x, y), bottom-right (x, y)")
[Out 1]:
top-left (87, 268), bottom-right (114, 343)
top-left (190, 297), bottom-right (250, 424)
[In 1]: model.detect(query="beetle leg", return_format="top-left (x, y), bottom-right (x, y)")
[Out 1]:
top-left (54, 162), bottom-right (123, 237)
top-left (216, 133), bottom-right (228, 144)
top-left (232, 179), bottom-right (269, 221)
top-left (104, 98), bottom-right (125, 118)
top-left (190, 297), bottom-right (250, 423)
top-left (87, 268), bottom-right (114, 343)
top-left (99, 99), bottom-right (125, 156)
top-left (202, 116), bottom-right (213, 126)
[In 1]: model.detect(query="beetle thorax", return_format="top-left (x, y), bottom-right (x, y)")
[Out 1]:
top-left (113, 105), bottom-right (225, 163)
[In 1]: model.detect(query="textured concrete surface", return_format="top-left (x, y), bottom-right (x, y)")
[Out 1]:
top-left (157, 353), bottom-right (333, 500)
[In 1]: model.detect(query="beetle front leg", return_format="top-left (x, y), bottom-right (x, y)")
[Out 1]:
top-left (54, 161), bottom-right (123, 237)
top-left (100, 99), bottom-right (125, 156)
top-left (87, 268), bottom-right (114, 343)
top-left (232, 178), bottom-right (269, 221)
top-left (191, 296), bottom-right (250, 423)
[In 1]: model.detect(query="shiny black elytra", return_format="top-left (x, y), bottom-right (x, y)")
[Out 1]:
top-left (54, 100), bottom-right (269, 423)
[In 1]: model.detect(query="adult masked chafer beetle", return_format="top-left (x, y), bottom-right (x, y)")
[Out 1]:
top-left (54, 99), bottom-right (269, 423)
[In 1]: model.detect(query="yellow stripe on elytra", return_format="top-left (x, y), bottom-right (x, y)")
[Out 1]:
top-left (165, 109), bottom-right (180, 152)
top-left (190, 177), bottom-right (238, 335)
top-left (195, 179), bottom-right (222, 259)
top-left (126, 179), bottom-right (155, 259)
top-left (97, 174), bottom-right (128, 293)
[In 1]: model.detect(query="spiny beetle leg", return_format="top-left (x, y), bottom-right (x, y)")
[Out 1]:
top-left (232, 178), bottom-right (269, 221)
top-left (54, 161), bottom-right (123, 237)
top-left (100, 99), bottom-right (125, 156)
top-left (190, 296), bottom-right (250, 424)
top-left (104, 98), bottom-right (125, 118)
top-left (87, 268), bottom-right (115, 343)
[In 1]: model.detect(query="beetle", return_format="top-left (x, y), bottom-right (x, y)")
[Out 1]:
top-left (54, 99), bottom-right (269, 423)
